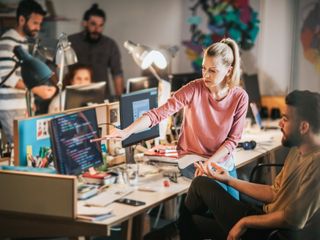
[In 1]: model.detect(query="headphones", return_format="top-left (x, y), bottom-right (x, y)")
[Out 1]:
top-left (238, 140), bottom-right (257, 150)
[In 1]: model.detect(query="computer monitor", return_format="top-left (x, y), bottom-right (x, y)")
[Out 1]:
top-left (65, 82), bottom-right (106, 110)
top-left (120, 88), bottom-right (159, 149)
top-left (242, 74), bottom-right (262, 107)
top-left (49, 108), bottom-right (103, 175)
top-left (170, 72), bottom-right (202, 92)
top-left (126, 76), bottom-right (158, 93)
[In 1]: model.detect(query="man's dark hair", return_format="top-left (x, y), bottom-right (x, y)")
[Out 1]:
top-left (83, 4), bottom-right (106, 21)
top-left (16, 0), bottom-right (46, 22)
top-left (286, 90), bottom-right (320, 133)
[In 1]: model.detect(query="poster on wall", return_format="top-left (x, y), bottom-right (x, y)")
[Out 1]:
top-left (182, 0), bottom-right (260, 73)
top-left (295, 0), bottom-right (320, 91)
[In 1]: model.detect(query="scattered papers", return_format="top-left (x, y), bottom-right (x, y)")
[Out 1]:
top-left (83, 184), bottom-right (134, 207)
top-left (77, 203), bottom-right (113, 221)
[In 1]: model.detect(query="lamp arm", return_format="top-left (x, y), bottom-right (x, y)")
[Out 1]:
top-left (148, 66), bottom-right (162, 82)
top-left (56, 46), bottom-right (65, 112)
top-left (0, 58), bottom-right (20, 87)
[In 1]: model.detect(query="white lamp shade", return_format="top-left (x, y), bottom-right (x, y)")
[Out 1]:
top-left (124, 41), bottom-right (179, 80)
top-left (55, 44), bottom-right (78, 66)
top-left (145, 50), bottom-right (167, 69)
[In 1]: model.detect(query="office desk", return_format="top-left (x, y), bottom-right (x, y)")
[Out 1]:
top-left (0, 130), bottom-right (283, 239)
top-left (0, 176), bottom-right (191, 239)
top-left (235, 129), bottom-right (282, 168)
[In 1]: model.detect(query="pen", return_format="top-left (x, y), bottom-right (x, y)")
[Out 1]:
top-left (90, 136), bottom-right (111, 143)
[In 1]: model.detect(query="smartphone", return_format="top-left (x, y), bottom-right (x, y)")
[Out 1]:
top-left (115, 198), bottom-right (146, 206)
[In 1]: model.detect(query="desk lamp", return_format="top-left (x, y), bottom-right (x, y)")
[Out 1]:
top-left (0, 45), bottom-right (53, 116)
top-left (55, 33), bottom-right (78, 111)
top-left (124, 41), bottom-right (178, 140)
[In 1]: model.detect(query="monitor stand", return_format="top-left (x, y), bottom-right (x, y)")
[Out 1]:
top-left (124, 146), bottom-right (140, 186)
top-left (125, 146), bottom-right (135, 164)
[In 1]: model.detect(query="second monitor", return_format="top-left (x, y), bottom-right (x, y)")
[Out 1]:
top-left (120, 88), bottom-right (159, 150)
top-left (65, 82), bottom-right (106, 110)
top-left (126, 76), bottom-right (158, 93)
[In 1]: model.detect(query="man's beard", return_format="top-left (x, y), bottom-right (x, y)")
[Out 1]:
top-left (85, 30), bottom-right (102, 44)
top-left (23, 24), bottom-right (38, 38)
top-left (281, 129), bottom-right (303, 147)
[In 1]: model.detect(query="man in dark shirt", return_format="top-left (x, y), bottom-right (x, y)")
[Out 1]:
top-left (69, 4), bottom-right (124, 99)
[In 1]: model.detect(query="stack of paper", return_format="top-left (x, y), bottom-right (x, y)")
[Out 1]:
top-left (77, 203), bottom-right (113, 221)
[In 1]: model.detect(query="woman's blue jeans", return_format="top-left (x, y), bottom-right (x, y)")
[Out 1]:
top-left (216, 167), bottom-right (239, 200)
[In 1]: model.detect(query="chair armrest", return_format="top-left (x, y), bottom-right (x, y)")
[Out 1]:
top-left (250, 163), bottom-right (284, 182)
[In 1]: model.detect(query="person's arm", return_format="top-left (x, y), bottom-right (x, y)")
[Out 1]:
top-left (207, 145), bottom-right (229, 163)
top-left (195, 145), bottom-right (230, 176)
top-left (109, 40), bottom-right (124, 96)
top-left (113, 75), bottom-right (124, 96)
top-left (195, 162), bottom-right (275, 203)
top-left (104, 81), bottom-right (196, 141)
top-left (106, 115), bottom-right (152, 141)
top-left (15, 79), bottom-right (56, 99)
top-left (227, 210), bottom-right (289, 240)
top-left (31, 85), bottom-right (56, 99)
top-left (14, 79), bottom-right (26, 89)
top-left (227, 176), bottom-right (274, 203)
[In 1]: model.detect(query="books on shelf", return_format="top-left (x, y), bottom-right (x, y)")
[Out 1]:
top-left (143, 145), bottom-right (179, 165)
top-left (82, 171), bottom-right (117, 185)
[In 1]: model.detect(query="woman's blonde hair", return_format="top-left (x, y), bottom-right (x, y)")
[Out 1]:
top-left (204, 38), bottom-right (241, 87)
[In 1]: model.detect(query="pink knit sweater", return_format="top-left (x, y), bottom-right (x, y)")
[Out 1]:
top-left (145, 79), bottom-right (248, 168)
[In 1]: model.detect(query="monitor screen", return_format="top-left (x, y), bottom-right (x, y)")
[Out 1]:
top-left (49, 108), bottom-right (103, 175)
top-left (242, 74), bottom-right (261, 107)
top-left (65, 82), bottom-right (106, 110)
top-left (120, 88), bottom-right (159, 147)
top-left (171, 72), bottom-right (202, 92)
top-left (126, 76), bottom-right (158, 93)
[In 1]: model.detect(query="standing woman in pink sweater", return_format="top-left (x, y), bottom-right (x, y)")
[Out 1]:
top-left (106, 38), bottom-right (248, 199)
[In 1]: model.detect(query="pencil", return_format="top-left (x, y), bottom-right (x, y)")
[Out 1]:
top-left (90, 137), bottom-right (110, 143)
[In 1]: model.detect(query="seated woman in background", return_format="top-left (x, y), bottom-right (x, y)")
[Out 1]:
top-left (48, 63), bottom-right (93, 113)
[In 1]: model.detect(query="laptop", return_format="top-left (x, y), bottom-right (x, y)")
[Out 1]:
top-left (250, 103), bottom-right (279, 130)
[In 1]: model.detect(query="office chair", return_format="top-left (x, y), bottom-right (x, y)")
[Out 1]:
top-left (249, 163), bottom-right (283, 183)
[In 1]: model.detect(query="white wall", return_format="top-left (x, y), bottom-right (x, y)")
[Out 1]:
top-left (257, 0), bottom-right (295, 95)
top-left (52, 0), bottom-right (190, 83)
top-left (50, 0), bottom-right (313, 95)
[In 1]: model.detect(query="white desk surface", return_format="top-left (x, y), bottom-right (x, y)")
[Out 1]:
top-left (0, 129), bottom-right (283, 239)
top-left (235, 128), bottom-right (282, 168)
top-left (85, 177), bottom-right (191, 226)
top-left (78, 129), bottom-right (282, 226)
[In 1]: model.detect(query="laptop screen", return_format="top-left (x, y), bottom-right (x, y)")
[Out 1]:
top-left (250, 102), bottom-right (262, 129)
